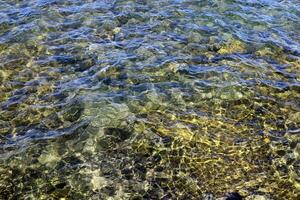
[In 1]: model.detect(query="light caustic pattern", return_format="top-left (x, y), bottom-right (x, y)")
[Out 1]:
top-left (0, 0), bottom-right (299, 199)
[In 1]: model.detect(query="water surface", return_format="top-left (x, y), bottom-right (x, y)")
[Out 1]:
top-left (0, 0), bottom-right (299, 199)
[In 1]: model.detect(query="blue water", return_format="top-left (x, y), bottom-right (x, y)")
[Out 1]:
top-left (0, 0), bottom-right (299, 199)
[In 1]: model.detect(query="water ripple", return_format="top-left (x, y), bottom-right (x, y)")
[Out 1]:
top-left (0, 0), bottom-right (299, 199)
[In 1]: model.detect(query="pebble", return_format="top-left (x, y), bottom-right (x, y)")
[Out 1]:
top-left (245, 195), bottom-right (267, 200)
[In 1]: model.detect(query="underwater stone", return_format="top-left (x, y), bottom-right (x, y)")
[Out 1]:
top-left (219, 90), bottom-right (243, 100)
top-left (102, 19), bottom-right (118, 31)
top-left (245, 195), bottom-right (268, 200)
top-left (0, 120), bottom-right (11, 134)
top-left (61, 101), bottom-right (84, 122)
top-left (203, 193), bottom-right (214, 200)
top-left (41, 113), bottom-right (62, 129)
top-left (87, 103), bottom-right (132, 127)
top-left (187, 32), bottom-right (204, 43)
top-left (226, 192), bottom-right (243, 200)
top-left (185, 43), bottom-right (207, 55)
top-left (91, 176), bottom-right (108, 191)
top-left (104, 128), bottom-right (132, 141)
top-left (97, 136), bottom-right (118, 149)
top-left (218, 40), bottom-right (246, 54)
top-left (113, 27), bottom-right (121, 34)
top-left (75, 58), bottom-right (96, 72)
top-left (100, 185), bottom-right (116, 197)
top-left (130, 195), bottom-right (144, 200)
top-left (38, 150), bottom-right (60, 166)
top-left (121, 168), bottom-right (134, 180)
top-left (116, 13), bottom-right (130, 25)
top-left (135, 46), bottom-right (156, 58)
top-left (88, 43), bottom-right (106, 53)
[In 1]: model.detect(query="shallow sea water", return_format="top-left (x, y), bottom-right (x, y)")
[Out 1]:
top-left (0, 0), bottom-right (299, 199)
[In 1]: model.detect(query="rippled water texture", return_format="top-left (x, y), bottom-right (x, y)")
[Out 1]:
top-left (0, 0), bottom-right (300, 199)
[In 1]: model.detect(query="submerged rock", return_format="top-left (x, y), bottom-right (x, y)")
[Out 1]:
top-left (85, 102), bottom-right (133, 128)
top-left (41, 113), bottom-right (62, 129)
top-left (218, 40), bottom-right (246, 54)
top-left (245, 195), bottom-right (268, 200)
top-left (226, 192), bottom-right (243, 200)
top-left (61, 101), bottom-right (84, 122)
top-left (0, 120), bottom-right (11, 135)
top-left (104, 127), bottom-right (132, 141)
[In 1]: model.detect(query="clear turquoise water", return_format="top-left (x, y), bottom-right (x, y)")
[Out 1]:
top-left (0, 0), bottom-right (299, 199)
